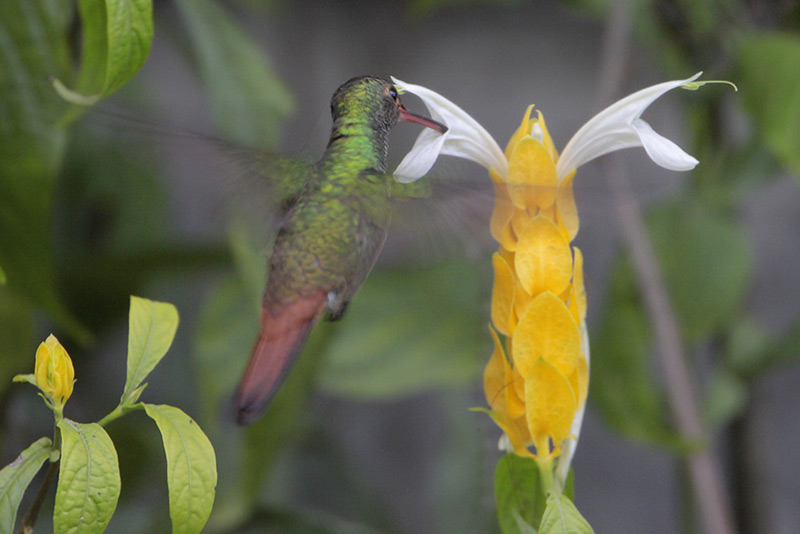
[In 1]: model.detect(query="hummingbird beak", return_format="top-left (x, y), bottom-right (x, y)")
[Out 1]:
top-left (398, 105), bottom-right (448, 133)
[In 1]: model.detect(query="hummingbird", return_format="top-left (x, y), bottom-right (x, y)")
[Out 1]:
top-left (235, 76), bottom-right (448, 425)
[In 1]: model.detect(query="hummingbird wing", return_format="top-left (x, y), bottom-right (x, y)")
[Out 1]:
top-left (84, 106), bottom-right (314, 217)
top-left (383, 160), bottom-right (679, 268)
top-left (381, 167), bottom-right (498, 266)
top-left (235, 289), bottom-right (327, 425)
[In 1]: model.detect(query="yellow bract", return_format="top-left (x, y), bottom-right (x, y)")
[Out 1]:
top-left (512, 292), bottom-right (581, 380)
top-left (484, 107), bottom-right (589, 461)
top-left (490, 253), bottom-right (514, 336)
top-left (34, 334), bottom-right (75, 407)
top-left (525, 357), bottom-right (577, 455)
top-left (515, 216), bottom-right (572, 297)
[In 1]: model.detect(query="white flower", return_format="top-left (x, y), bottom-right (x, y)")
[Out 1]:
top-left (392, 73), bottom-right (703, 183)
top-left (555, 73), bottom-right (702, 179)
top-left (391, 77), bottom-right (507, 182)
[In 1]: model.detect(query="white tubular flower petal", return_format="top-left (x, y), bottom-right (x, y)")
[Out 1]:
top-left (632, 119), bottom-right (700, 171)
top-left (555, 72), bottom-right (703, 181)
top-left (392, 77), bottom-right (507, 182)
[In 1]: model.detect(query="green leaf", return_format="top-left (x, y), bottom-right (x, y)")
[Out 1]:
top-left (55, 420), bottom-right (120, 534)
top-left (538, 493), bottom-right (593, 534)
top-left (725, 317), bottom-right (771, 377)
top-left (194, 276), bottom-right (259, 422)
top-left (122, 296), bottom-right (179, 404)
top-left (494, 453), bottom-right (546, 534)
top-left (318, 262), bottom-right (485, 399)
top-left (56, 0), bottom-right (153, 106)
top-left (0, 437), bottom-right (52, 534)
top-left (736, 32), bottom-right (800, 178)
top-left (0, 288), bottom-right (34, 397)
top-left (0, 0), bottom-right (87, 340)
top-left (705, 368), bottom-right (748, 428)
top-left (648, 199), bottom-right (752, 342)
top-left (589, 282), bottom-right (678, 446)
top-left (173, 0), bottom-right (294, 148)
top-left (143, 404), bottom-right (217, 534)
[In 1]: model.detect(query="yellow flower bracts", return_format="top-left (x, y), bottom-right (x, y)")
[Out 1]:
top-left (484, 107), bottom-right (588, 462)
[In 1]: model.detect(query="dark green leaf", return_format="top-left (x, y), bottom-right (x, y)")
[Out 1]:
top-left (0, 0), bottom-right (86, 340)
top-left (705, 368), bottom-right (748, 428)
top-left (733, 318), bottom-right (800, 379)
top-left (317, 262), bottom-right (486, 399)
top-left (0, 437), bottom-right (52, 534)
top-left (494, 453), bottom-right (546, 534)
top-left (0, 288), bottom-right (35, 397)
top-left (648, 199), bottom-right (752, 341)
top-left (173, 0), bottom-right (294, 148)
top-left (194, 276), bottom-right (259, 423)
top-left (589, 267), bottom-right (679, 445)
top-left (725, 317), bottom-right (771, 377)
top-left (55, 420), bottom-right (121, 534)
top-left (736, 32), bottom-right (800, 179)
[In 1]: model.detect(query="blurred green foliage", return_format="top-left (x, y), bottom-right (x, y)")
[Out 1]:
top-left (1, 0), bottom-right (800, 532)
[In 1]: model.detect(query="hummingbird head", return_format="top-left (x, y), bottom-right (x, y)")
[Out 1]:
top-left (330, 76), bottom-right (448, 134)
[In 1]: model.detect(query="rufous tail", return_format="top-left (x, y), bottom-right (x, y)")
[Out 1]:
top-left (235, 291), bottom-right (326, 425)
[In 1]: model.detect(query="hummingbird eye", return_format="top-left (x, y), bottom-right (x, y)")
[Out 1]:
top-left (388, 86), bottom-right (398, 100)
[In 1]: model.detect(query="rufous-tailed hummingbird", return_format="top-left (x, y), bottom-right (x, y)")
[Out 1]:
top-left (235, 76), bottom-right (447, 424)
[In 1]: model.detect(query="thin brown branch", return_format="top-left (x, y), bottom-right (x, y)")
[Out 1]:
top-left (593, 2), bottom-right (737, 534)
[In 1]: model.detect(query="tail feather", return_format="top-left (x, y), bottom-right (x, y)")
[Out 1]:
top-left (235, 291), bottom-right (326, 425)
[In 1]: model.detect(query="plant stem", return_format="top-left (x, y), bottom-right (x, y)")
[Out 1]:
top-left (97, 404), bottom-right (126, 427)
top-left (594, 2), bottom-right (737, 534)
top-left (535, 452), bottom-right (555, 495)
top-left (18, 424), bottom-right (61, 534)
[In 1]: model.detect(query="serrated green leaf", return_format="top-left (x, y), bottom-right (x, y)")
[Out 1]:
top-left (55, 420), bottom-right (120, 534)
top-left (173, 0), bottom-right (293, 148)
top-left (57, 0), bottom-right (153, 106)
top-left (736, 32), bottom-right (800, 178)
top-left (0, 437), bottom-right (52, 534)
top-left (538, 493), bottom-right (593, 534)
top-left (495, 453), bottom-right (546, 534)
top-left (122, 296), bottom-right (179, 404)
top-left (143, 404), bottom-right (217, 534)
top-left (318, 262), bottom-right (485, 399)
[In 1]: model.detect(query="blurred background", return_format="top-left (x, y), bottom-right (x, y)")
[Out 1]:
top-left (2, 0), bottom-right (800, 532)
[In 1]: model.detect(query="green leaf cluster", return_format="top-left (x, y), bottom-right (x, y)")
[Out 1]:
top-left (494, 454), bottom-right (590, 534)
top-left (0, 0), bottom-right (292, 428)
top-left (0, 297), bottom-right (217, 534)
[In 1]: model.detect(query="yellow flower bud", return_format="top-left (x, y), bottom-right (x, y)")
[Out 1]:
top-left (34, 334), bottom-right (75, 407)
